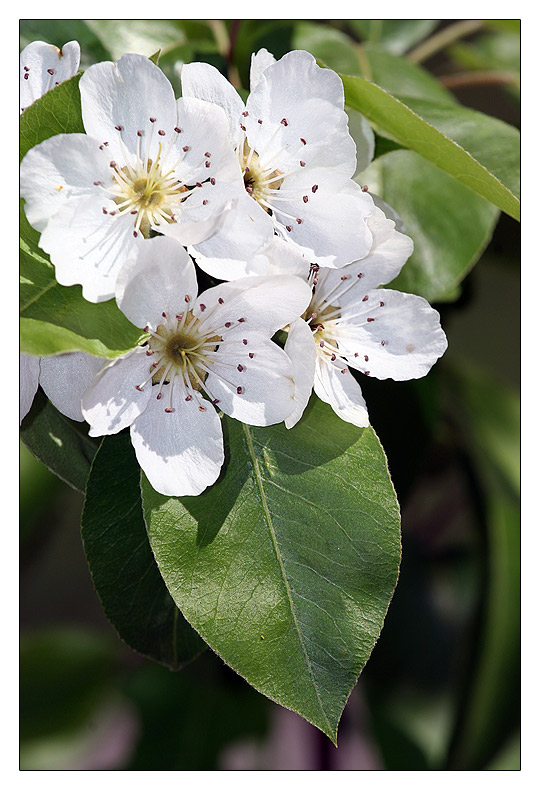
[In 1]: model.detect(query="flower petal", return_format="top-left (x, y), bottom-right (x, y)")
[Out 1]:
top-left (341, 289), bottom-right (448, 381)
top-left (20, 134), bottom-right (111, 232)
top-left (189, 191), bottom-right (274, 280)
top-left (80, 54), bottom-right (177, 164)
top-left (245, 50), bottom-right (356, 176)
top-left (20, 40), bottom-right (80, 112)
top-left (205, 335), bottom-right (296, 426)
top-left (39, 352), bottom-right (106, 421)
top-left (199, 275), bottom-right (312, 337)
top-left (130, 387), bottom-right (224, 497)
top-left (116, 235), bottom-right (198, 329)
top-left (181, 61), bottom-right (245, 145)
top-left (314, 357), bottom-right (370, 428)
top-left (20, 354), bottom-right (40, 424)
top-left (274, 170), bottom-right (374, 267)
top-left (284, 318), bottom-right (316, 429)
top-left (250, 48), bottom-right (277, 92)
top-left (38, 195), bottom-right (141, 303)
top-left (82, 348), bottom-right (153, 435)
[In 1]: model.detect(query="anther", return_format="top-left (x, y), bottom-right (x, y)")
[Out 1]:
top-left (341, 369), bottom-right (348, 374)
top-left (130, 210), bottom-right (137, 215)
top-left (205, 161), bottom-right (211, 167)
top-left (202, 199), bottom-right (208, 205)
top-left (218, 298), bottom-right (224, 304)
top-left (248, 353), bottom-right (254, 359)
top-left (93, 180), bottom-right (102, 186)
top-left (364, 355), bottom-right (369, 362)
top-left (109, 161), bottom-right (117, 168)
top-left (286, 225), bottom-right (292, 232)
top-left (185, 395), bottom-right (193, 402)
top-left (319, 341), bottom-right (325, 348)
top-left (237, 386), bottom-right (244, 394)
top-left (24, 65), bottom-right (30, 71)
top-left (237, 364), bottom-right (244, 372)
top-left (162, 311), bottom-right (168, 318)
top-left (224, 322), bottom-right (232, 328)
top-left (184, 294), bottom-right (191, 303)
top-left (149, 117), bottom-right (156, 123)
top-left (135, 385), bottom-right (143, 391)
top-left (303, 196), bottom-right (309, 203)
top-left (212, 399), bottom-right (220, 405)
top-left (367, 317), bottom-right (375, 322)
top-left (242, 111), bottom-right (249, 117)
top-left (174, 127), bottom-right (182, 133)
top-left (156, 393), bottom-right (163, 400)
top-left (133, 231), bottom-right (138, 237)
top-left (299, 161), bottom-right (305, 167)
top-left (205, 152), bottom-right (211, 157)
top-left (380, 301), bottom-right (385, 307)
top-left (362, 295), bottom-right (369, 301)
top-left (165, 407), bottom-right (174, 413)
top-left (102, 207), bottom-right (108, 214)
top-left (199, 304), bottom-right (206, 311)
top-left (198, 406), bottom-right (206, 412)
top-left (362, 184), bottom-right (369, 192)
top-left (341, 275), bottom-right (349, 281)
top-left (381, 340), bottom-right (386, 346)
top-left (47, 68), bottom-right (55, 75)
top-left (331, 354), bottom-right (336, 361)
top-left (137, 130), bottom-right (143, 137)
top-left (296, 218), bottom-right (302, 224)
top-left (196, 181), bottom-right (202, 188)
top-left (242, 338), bottom-right (248, 345)
top-left (158, 129), bottom-right (166, 136)
top-left (365, 371), bottom-right (370, 376)
top-left (115, 124), bottom-right (122, 131)
top-left (281, 118), bottom-right (288, 126)
top-left (300, 137), bottom-right (307, 144)
top-left (210, 178), bottom-right (216, 185)
top-left (146, 349), bottom-right (154, 356)
top-left (240, 124), bottom-right (246, 131)
top-left (357, 272), bottom-right (364, 279)
top-left (24, 73), bottom-right (29, 79)
top-left (238, 317), bottom-right (246, 323)
top-left (312, 184), bottom-right (318, 193)
top-left (182, 145), bottom-right (190, 152)
top-left (257, 119), bottom-right (263, 124)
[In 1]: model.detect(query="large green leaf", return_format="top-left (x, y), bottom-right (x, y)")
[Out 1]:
top-left (20, 72), bottom-right (84, 160)
top-left (20, 388), bottom-right (98, 493)
top-left (82, 432), bottom-right (205, 669)
top-left (341, 75), bottom-right (520, 221)
top-left (362, 150), bottom-right (499, 302)
top-left (142, 399), bottom-right (401, 742)
top-left (348, 20), bottom-right (439, 55)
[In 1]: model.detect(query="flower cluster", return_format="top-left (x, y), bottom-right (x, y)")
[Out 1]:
top-left (20, 45), bottom-right (447, 496)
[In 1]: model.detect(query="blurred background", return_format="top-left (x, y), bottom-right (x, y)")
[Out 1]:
top-left (20, 19), bottom-right (520, 770)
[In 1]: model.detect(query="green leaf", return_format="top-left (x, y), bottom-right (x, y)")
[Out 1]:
top-left (20, 72), bottom-right (84, 160)
top-left (348, 20), bottom-right (439, 55)
top-left (142, 399), bottom-right (401, 741)
top-left (292, 22), bottom-right (361, 74)
top-left (341, 75), bottom-right (520, 221)
top-left (82, 432), bottom-right (206, 669)
top-left (362, 150), bottom-right (499, 302)
top-left (20, 388), bottom-right (98, 493)
top-left (85, 19), bottom-right (192, 61)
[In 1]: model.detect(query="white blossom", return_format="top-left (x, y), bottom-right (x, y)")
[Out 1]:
top-left (19, 352), bottom-right (105, 425)
top-left (181, 49), bottom-right (375, 279)
top-left (281, 207), bottom-right (448, 428)
top-left (81, 236), bottom-right (312, 496)
top-left (20, 54), bottom-right (240, 303)
top-left (20, 40), bottom-right (80, 113)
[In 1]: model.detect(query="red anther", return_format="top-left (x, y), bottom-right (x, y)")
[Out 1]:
top-left (365, 371), bottom-right (370, 376)
top-left (205, 161), bottom-right (211, 167)
top-left (246, 186), bottom-right (253, 194)
top-left (257, 119), bottom-right (263, 124)
top-left (137, 130), bottom-right (143, 136)
top-left (362, 295), bottom-right (369, 301)
top-left (367, 317), bottom-right (375, 322)
top-left (205, 152), bottom-right (212, 157)
top-left (381, 340), bottom-right (386, 346)
top-left (109, 161), bottom-right (117, 168)
top-left (248, 352), bottom-right (254, 359)
top-left (185, 395), bottom-right (193, 401)
top-left (300, 137), bottom-right (307, 144)
top-left (102, 207), bottom-right (108, 214)
top-left (237, 364), bottom-right (244, 372)
top-left (240, 124), bottom-right (246, 131)
top-left (218, 298), bottom-right (224, 304)
top-left (242, 338), bottom-right (248, 345)
top-left (130, 210), bottom-right (137, 215)
top-left (286, 225), bottom-right (292, 232)
top-left (364, 355), bottom-right (369, 362)
top-left (135, 385), bottom-right (143, 391)
top-left (224, 322), bottom-right (232, 328)
top-left (210, 178), bottom-right (216, 185)
top-left (242, 111), bottom-right (249, 117)
top-left (158, 129), bottom-right (166, 136)
top-left (357, 272), bottom-right (364, 279)
top-left (362, 184), bottom-right (369, 192)
top-left (174, 127), bottom-right (182, 133)
top-left (23, 73), bottom-right (29, 79)
top-left (162, 311), bottom-right (168, 318)
top-left (299, 161), bottom-right (305, 167)
top-left (341, 369), bottom-right (347, 374)
top-left (199, 304), bottom-right (206, 311)
top-left (182, 145), bottom-right (190, 152)
top-left (202, 199), bottom-right (208, 205)
top-left (149, 117), bottom-right (156, 123)
top-left (281, 118), bottom-right (288, 126)
top-left (146, 349), bottom-right (154, 356)
top-left (93, 180), bottom-right (102, 186)
top-left (236, 386), bottom-right (244, 394)
top-left (380, 301), bottom-right (385, 307)
top-left (341, 275), bottom-right (349, 281)
top-left (198, 406), bottom-right (206, 412)
top-left (184, 294), bottom-right (191, 303)
top-left (238, 317), bottom-right (245, 323)
top-left (165, 407), bottom-right (175, 413)
top-left (176, 314), bottom-right (183, 321)
top-left (196, 181), bottom-right (202, 188)
top-left (156, 393), bottom-right (163, 400)
top-left (331, 354), bottom-right (336, 361)
top-left (303, 196), bottom-right (309, 203)
top-left (115, 124), bottom-right (122, 131)
top-left (312, 184), bottom-right (318, 193)
top-left (133, 231), bottom-right (138, 237)
top-left (47, 68), bottom-right (55, 75)
top-left (212, 399), bottom-right (220, 405)
top-left (24, 65), bottom-right (30, 71)
top-left (319, 341), bottom-right (325, 348)
top-left (296, 218), bottom-right (302, 224)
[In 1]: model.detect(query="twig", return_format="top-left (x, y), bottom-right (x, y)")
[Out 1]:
top-left (408, 20), bottom-right (485, 64)
top-left (439, 70), bottom-right (519, 89)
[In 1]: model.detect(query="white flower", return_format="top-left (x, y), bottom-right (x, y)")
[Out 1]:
top-left (20, 351), bottom-right (105, 425)
top-left (181, 49), bottom-right (375, 279)
top-left (20, 54), bottom-right (240, 303)
top-left (81, 236), bottom-right (312, 496)
top-left (282, 208), bottom-right (448, 428)
top-left (20, 40), bottom-right (80, 113)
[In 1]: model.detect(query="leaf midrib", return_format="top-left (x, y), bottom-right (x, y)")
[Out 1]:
top-left (241, 422), bottom-right (332, 734)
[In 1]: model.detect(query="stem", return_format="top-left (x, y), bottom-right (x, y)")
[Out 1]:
top-left (407, 19), bottom-right (485, 64)
top-left (439, 70), bottom-right (519, 89)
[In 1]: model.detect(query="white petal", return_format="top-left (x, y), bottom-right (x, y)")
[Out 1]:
top-left (116, 236), bottom-right (198, 329)
top-left (189, 191), bottom-right (274, 280)
top-left (39, 195), bottom-right (142, 303)
top-left (245, 50), bottom-right (356, 175)
top-left (20, 354), bottom-right (40, 424)
top-left (39, 352), bottom-right (106, 422)
top-left (205, 335), bottom-right (296, 426)
top-left (284, 318), bottom-right (316, 429)
top-left (80, 54), bottom-right (177, 164)
top-left (159, 179), bottom-right (237, 247)
top-left (130, 387), bottom-right (224, 497)
top-left (346, 107), bottom-right (375, 175)
top-left (180, 61), bottom-right (245, 146)
top-left (250, 48), bottom-right (277, 92)
top-left (20, 134), bottom-right (111, 232)
top-left (20, 40), bottom-right (80, 112)
top-left (256, 236), bottom-right (311, 279)
top-left (341, 289), bottom-right (448, 381)
top-left (82, 348), bottom-right (153, 435)
top-left (200, 275), bottom-right (312, 337)
top-left (314, 357), bottom-right (370, 428)
top-left (274, 170), bottom-right (374, 267)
